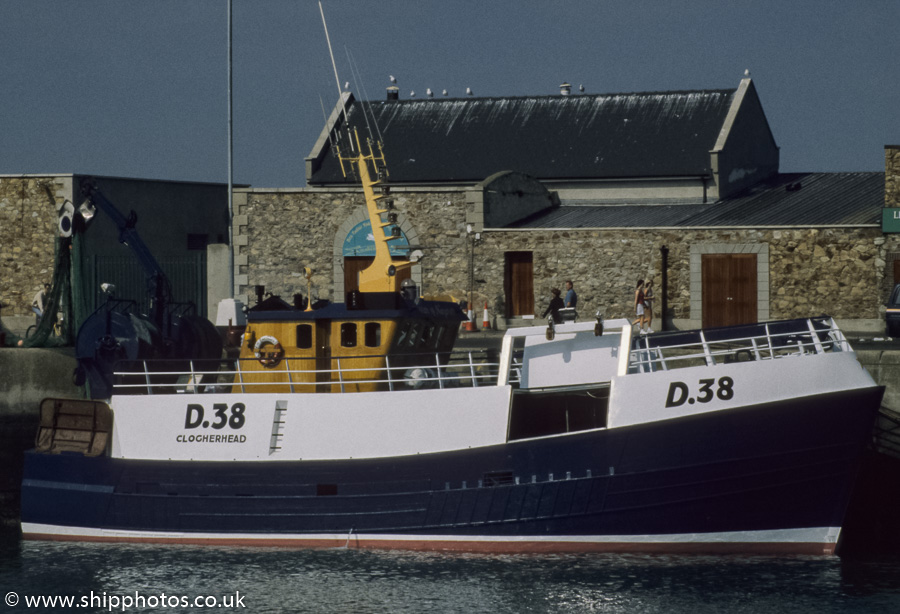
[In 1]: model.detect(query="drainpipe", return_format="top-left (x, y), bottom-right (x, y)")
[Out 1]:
top-left (660, 245), bottom-right (669, 331)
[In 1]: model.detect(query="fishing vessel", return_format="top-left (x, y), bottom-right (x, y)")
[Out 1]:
top-left (20, 131), bottom-right (883, 555)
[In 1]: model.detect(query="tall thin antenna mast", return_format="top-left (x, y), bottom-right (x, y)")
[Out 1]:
top-left (346, 46), bottom-right (384, 145)
top-left (227, 0), bottom-right (234, 298)
top-left (318, 1), bottom-right (353, 151)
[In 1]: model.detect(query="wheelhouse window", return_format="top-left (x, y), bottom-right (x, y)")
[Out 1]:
top-left (296, 324), bottom-right (312, 349)
top-left (340, 323), bottom-right (358, 347)
top-left (405, 323), bottom-right (421, 348)
top-left (420, 324), bottom-right (434, 348)
top-left (396, 322), bottom-right (411, 347)
top-left (364, 322), bottom-right (381, 347)
top-left (433, 325), bottom-right (446, 349)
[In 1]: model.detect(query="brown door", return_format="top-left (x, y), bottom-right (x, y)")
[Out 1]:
top-left (893, 259), bottom-right (900, 285)
top-left (702, 254), bottom-right (757, 328)
top-left (505, 252), bottom-right (534, 317)
top-left (315, 319), bottom-right (332, 392)
top-left (343, 256), bottom-right (411, 295)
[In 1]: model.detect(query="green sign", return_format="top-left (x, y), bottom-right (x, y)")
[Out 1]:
top-left (883, 209), bottom-right (900, 233)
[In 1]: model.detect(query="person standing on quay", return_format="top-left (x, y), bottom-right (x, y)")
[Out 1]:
top-left (542, 288), bottom-right (565, 323)
top-left (565, 280), bottom-right (577, 310)
top-left (632, 279), bottom-right (647, 333)
top-left (31, 283), bottom-right (49, 326)
top-left (643, 279), bottom-right (654, 334)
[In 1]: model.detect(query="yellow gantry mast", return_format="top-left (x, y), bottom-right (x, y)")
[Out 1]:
top-left (339, 129), bottom-right (412, 293)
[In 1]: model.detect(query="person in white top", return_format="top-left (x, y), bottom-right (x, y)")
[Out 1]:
top-left (31, 283), bottom-right (49, 325)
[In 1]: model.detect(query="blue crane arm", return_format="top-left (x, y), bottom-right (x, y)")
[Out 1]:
top-left (80, 181), bottom-right (171, 325)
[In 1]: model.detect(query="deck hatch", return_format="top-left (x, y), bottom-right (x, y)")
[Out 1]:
top-left (508, 385), bottom-right (610, 441)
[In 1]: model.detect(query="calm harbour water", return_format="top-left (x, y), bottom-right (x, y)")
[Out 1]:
top-left (2, 533), bottom-right (900, 613)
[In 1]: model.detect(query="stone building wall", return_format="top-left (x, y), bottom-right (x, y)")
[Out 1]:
top-left (238, 185), bottom-right (895, 331)
top-left (882, 145), bottom-right (900, 297)
top-left (886, 145), bottom-right (900, 208)
top-left (0, 177), bottom-right (67, 319)
top-left (475, 227), bottom-right (892, 327)
top-left (235, 187), bottom-right (471, 305)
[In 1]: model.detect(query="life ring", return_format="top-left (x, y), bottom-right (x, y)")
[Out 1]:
top-left (254, 335), bottom-right (284, 367)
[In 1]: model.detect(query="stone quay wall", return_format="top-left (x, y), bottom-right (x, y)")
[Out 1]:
top-left (238, 186), bottom-right (899, 330)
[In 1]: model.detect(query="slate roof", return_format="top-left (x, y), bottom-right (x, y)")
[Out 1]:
top-left (308, 88), bottom-right (737, 185)
top-left (508, 172), bottom-right (884, 228)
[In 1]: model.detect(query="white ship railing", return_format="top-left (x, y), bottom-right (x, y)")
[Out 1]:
top-left (112, 349), bottom-right (509, 395)
top-left (628, 316), bottom-right (849, 374)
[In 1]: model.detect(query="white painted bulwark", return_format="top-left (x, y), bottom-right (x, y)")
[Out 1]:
top-left (609, 351), bottom-right (876, 428)
top-left (110, 386), bottom-right (512, 462)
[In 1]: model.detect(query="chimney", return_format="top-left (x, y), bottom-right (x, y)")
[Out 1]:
top-left (386, 85), bottom-right (399, 101)
top-left (560, 82), bottom-right (571, 96)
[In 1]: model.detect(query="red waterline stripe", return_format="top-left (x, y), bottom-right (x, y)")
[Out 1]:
top-left (22, 532), bottom-right (836, 556)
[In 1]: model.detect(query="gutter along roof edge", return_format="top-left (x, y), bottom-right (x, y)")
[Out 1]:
top-left (484, 224), bottom-right (881, 232)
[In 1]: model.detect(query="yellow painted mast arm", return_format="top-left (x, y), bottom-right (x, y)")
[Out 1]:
top-left (341, 130), bottom-right (411, 293)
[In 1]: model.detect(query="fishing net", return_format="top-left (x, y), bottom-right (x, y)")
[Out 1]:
top-left (10, 232), bottom-right (89, 348)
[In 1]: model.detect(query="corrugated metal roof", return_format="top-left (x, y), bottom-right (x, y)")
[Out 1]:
top-left (309, 88), bottom-right (736, 185)
top-left (509, 172), bottom-right (884, 228)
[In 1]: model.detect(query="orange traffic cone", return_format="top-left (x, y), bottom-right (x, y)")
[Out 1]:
top-left (465, 306), bottom-right (478, 332)
top-left (482, 302), bottom-right (491, 330)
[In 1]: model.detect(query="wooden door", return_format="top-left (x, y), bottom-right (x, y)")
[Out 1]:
top-left (893, 259), bottom-right (900, 285)
top-left (505, 252), bottom-right (534, 317)
top-left (702, 254), bottom-right (757, 328)
top-left (315, 320), bottom-right (332, 392)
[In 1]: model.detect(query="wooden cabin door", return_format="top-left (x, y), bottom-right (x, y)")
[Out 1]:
top-left (315, 320), bottom-right (332, 392)
top-left (702, 254), bottom-right (757, 328)
top-left (505, 252), bottom-right (534, 317)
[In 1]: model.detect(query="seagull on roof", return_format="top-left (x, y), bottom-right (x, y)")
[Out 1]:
top-left (390, 75), bottom-right (396, 83)
top-left (744, 69), bottom-right (750, 77)
top-left (466, 87), bottom-right (473, 95)
top-left (344, 81), bottom-right (349, 90)
top-left (579, 84), bottom-right (585, 92)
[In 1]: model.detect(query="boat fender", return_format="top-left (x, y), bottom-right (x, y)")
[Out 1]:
top-left (254, 335), bottom-right (284, 367)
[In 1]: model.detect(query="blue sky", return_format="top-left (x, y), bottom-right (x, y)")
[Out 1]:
top-left (0, 0), bottom-right (897, 187)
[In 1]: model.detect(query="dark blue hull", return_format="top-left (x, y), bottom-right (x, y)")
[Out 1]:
top-left (21, 387), bottom-right (883, 553)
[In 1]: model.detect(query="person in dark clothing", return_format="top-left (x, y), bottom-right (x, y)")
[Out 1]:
top-left (542, 288), bottom-right (565, 323)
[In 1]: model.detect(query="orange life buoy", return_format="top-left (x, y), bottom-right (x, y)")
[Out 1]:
top-left (254, 335), bottom-right (284, 367)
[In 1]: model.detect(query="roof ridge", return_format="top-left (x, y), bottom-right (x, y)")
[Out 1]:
top-left (356, 88), bottom-right (737, 105)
